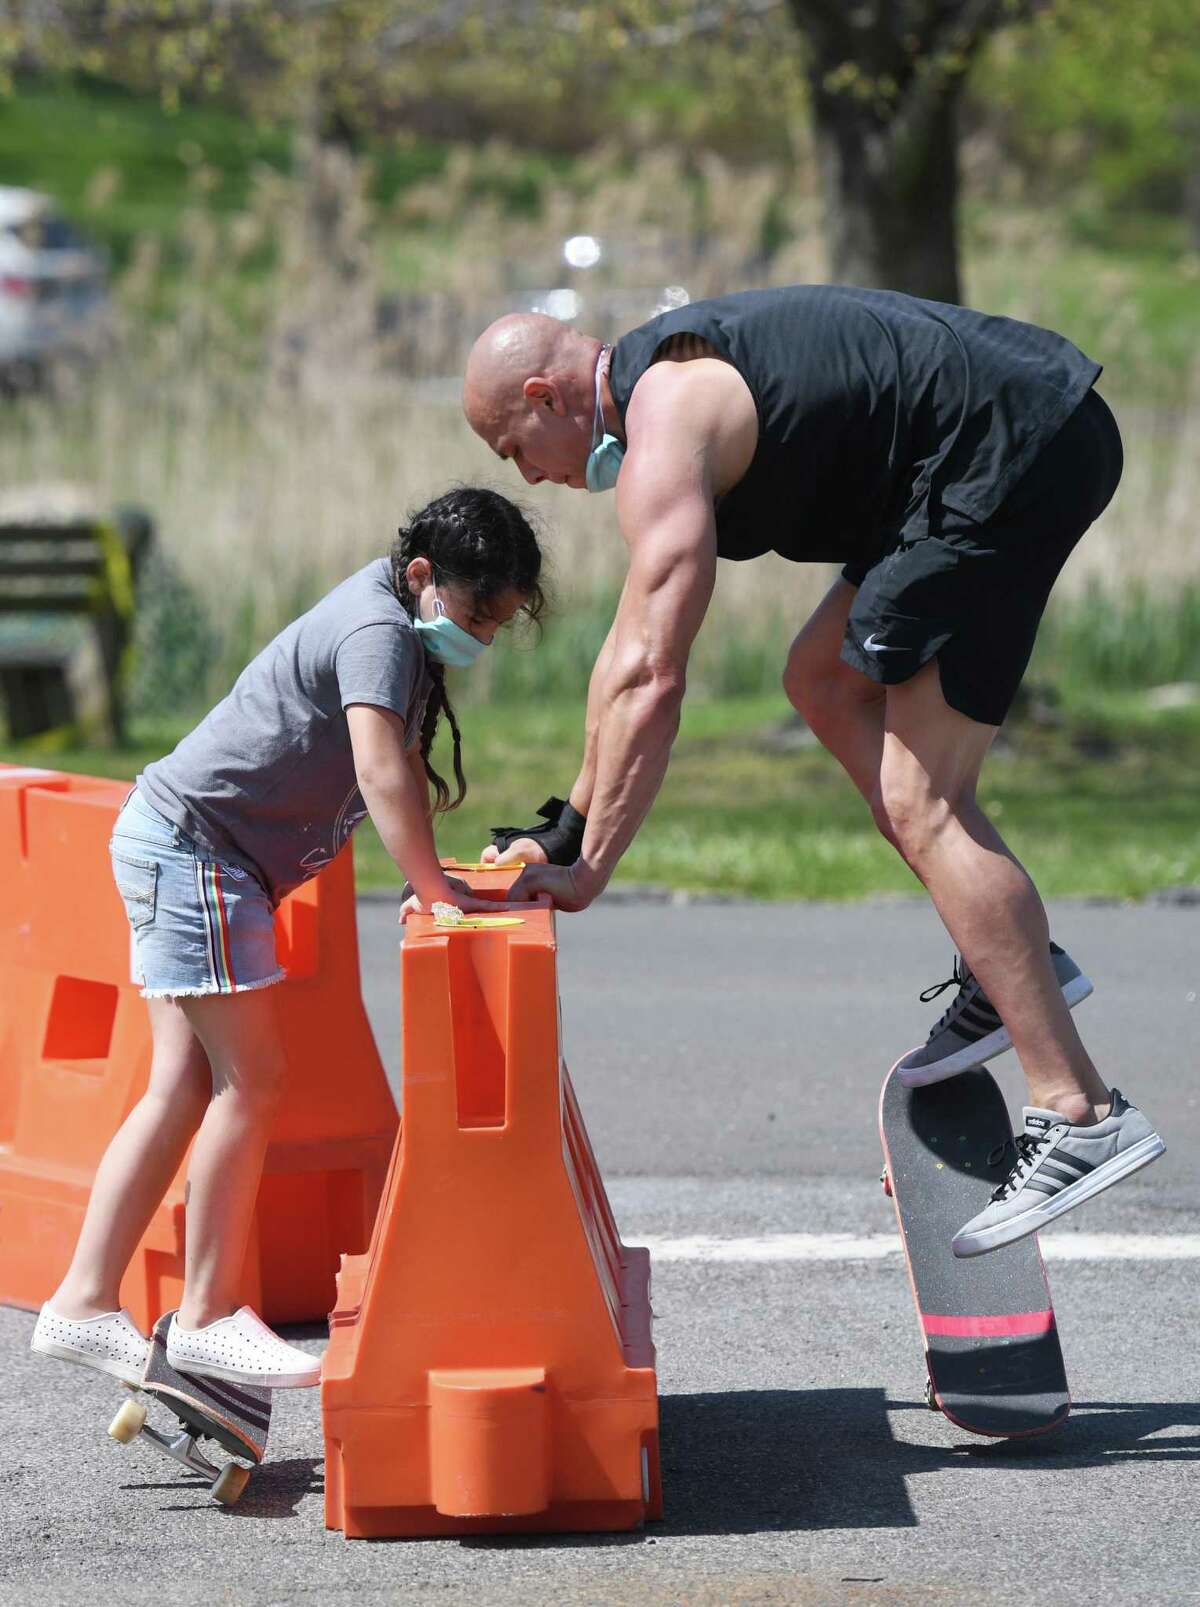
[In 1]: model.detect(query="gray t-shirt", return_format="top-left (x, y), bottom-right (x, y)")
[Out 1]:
top-left (139, 558), bottom-right (432, 905)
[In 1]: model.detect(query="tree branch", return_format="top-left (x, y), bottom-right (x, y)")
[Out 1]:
top-left (889, 0), bottom-right (1025, 153)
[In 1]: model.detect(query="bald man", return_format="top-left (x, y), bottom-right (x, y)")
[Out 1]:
top-left (463, 287), bottom-right (1163, 1258)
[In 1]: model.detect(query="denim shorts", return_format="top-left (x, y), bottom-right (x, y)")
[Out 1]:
top-left (109, 789), bottom-right (284, 1000)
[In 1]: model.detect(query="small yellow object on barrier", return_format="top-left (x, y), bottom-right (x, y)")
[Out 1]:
top-left (435, 914), bottom-right (525, 931)
top-left (445, 860), bottom-right (526, 873)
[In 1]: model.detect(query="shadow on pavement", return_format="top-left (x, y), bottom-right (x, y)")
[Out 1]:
top-left (947, 1399), bottom-right (1200, 1465)
top-left (462, 1387), bottom-right (917, 1548)
top-left (122, 1457), bottom-right (324, 1519)
top-left (658, 1387), bottom-right (917, 1534)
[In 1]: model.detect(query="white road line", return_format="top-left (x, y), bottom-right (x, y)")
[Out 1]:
top-left (635, 1232), bottom-right (1200, 1263)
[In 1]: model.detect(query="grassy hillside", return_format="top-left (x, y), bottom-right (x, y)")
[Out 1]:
top-left (5, 75), bottom-right (1199, 396)
top-left (0, 75), bottom-right (554, 278)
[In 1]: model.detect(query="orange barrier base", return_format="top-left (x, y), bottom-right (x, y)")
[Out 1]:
top-left (322, 886), bottom-right (662, 1538)
top-left (0, 764), bottom-right (397, 1330)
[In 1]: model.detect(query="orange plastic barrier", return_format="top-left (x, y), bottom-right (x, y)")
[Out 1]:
top-left (322, 875), bottom-right (662, 1538)
top-left (0, 764), bottom-right (397, 1331)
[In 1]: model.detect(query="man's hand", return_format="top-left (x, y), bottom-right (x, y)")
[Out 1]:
top-left (479, 838), bottom-right (549, 867)
top-left (506, 862), bottom-right (596, 912)
top-left (484, 796), bottom-right (587, 866)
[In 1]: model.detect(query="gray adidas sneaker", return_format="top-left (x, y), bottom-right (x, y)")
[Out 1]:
top-left (895, 942), bottom-right (1093, 1088)
top-left (952, 1088), bottom-right (1165, 1258)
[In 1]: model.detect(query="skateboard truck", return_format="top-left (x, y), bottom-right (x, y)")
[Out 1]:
top-left (109, 1397), bottom-right (247, 1500)
top-left (106, 1312), bottom-right (271, 1506)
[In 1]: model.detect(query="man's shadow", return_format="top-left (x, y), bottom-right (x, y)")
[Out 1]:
top-left (230, 1386), bottom-right (1200, 1539)
top-left (462, 1388), bottom-right (1200, 1548)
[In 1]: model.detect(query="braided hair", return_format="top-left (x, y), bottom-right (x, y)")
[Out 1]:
top-left (390, 487), bottom-right (545, 812)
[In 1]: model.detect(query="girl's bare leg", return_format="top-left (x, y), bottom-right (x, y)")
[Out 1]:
top-left (51, 999), bottom-right (211, 1319)
top-left (174, 987), bottom-right (287, 1331)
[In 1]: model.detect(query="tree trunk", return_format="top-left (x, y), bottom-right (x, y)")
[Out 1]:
top-left (808, 67), bottom-right (963, 303)
top-left (786, 1), bottom-right (1019, 306)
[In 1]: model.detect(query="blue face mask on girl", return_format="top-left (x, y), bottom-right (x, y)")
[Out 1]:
top-left (413, 584), bottom-right (489, 668)
top-left (586, 346), bottom-right (625, 494)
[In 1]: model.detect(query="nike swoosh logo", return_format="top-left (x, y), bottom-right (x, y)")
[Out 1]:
top-left (863, 633), bottom-right (904, 653)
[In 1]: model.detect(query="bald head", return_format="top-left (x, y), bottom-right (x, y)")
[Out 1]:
top-left (462, 313), bottom-right (607, 489)
top-left (463, 314), bottom-right (596, 436)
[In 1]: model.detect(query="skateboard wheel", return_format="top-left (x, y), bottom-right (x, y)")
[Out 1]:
top-left (925, 1378), bottom-right (941, 1413)
top-left (881, 1170), bottom-right (893, 1197)
top-left (212, 1463), bottom-right (251, 1505)
top-left (108, 1399), bottom-right (147, 1443)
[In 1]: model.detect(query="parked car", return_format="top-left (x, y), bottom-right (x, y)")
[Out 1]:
top-left (0, 187), bottom-right (111, 383)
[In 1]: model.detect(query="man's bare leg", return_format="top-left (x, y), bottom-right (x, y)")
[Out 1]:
top-left (878, 660), bottom-right (1108, 1124)
top-left (783, 579), bottom-right (888, 814)
top-left (785, 579), bottom-right (1107, 1124)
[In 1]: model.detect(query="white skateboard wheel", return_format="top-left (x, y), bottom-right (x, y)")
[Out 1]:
top-left (108, 1398), bottom-right (147, 1443)
top-left (212, 1463), bottom-right (250, 1505)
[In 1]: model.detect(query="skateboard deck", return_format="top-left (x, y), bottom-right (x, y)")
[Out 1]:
top-left (107, 1312), bottom-right (272, 1504)
top-left (880, 1061), bottom-right (1070, 1438)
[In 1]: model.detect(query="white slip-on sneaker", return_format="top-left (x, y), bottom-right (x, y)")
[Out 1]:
top-left (30, 1304), bottom-right (150, 1386)
top-left (165, 1306), bottom-right (322, 1389)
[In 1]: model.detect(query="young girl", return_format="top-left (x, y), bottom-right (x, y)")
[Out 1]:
top-left (31, 487), bottom-right (544, 1390)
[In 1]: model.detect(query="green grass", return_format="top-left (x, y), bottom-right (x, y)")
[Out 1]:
top-left (6, 74), bottom-right (1199, 391)
top-left (0, 76), bottom-right (293, 272)
top-left (0, 73), bottom-right (565, 282)
top-left (5, 693), bottom-right (1197, 902)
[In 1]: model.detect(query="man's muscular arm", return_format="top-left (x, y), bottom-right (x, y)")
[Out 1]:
top-left (511, 365), bottom-right (724, 908)
top-left (481, 595), bottom-right (621, 866)
top-left (570, 592), bottom-right (622, 818)
top-left (571, 467), bottom-right (715, 899)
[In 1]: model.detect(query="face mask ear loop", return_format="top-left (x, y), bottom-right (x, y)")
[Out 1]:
top-left (592, 347), bottom-right (610, 451)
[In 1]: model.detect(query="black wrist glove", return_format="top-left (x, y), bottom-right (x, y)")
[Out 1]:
top-left (489, 796), bottom-right (587, 866)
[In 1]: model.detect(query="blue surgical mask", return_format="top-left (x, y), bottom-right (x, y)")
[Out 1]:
top-left (585, 346), bottom-right (625, 493)
top-left (413, 585), bottom-right (488, 669)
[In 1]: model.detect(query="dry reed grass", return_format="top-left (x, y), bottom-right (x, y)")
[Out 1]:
top-left (0, 140), bottom-right (1194, 707)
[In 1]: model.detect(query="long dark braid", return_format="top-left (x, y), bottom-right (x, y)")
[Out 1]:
top-left (389, 487), bottom-right (545, 813)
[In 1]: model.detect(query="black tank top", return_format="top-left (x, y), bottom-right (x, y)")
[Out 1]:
top-left (608, 286), bottom-right (1101, 566)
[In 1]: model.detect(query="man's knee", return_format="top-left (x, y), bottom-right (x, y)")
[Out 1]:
top-left (781, 650), bottom-right (815, 718)
top-left (784, 656), bottom-right (884, 750)
top-left (874, 768), bottom-right (959, 869)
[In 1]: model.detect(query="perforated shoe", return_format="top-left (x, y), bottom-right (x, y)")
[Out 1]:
top-left (30, 1304), bottom-right (150, 1386)
top-left (952, 1088), bottom-right (1165, 1258)
top-left (166, 1305), bottom-right (322, 1388)
top-left (896, 942), bottom-right (1093, 1087)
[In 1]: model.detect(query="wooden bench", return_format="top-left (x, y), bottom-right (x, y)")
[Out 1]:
top-left (0, 508), bottom-right (153, 743)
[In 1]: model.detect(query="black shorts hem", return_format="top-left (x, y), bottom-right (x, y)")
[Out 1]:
top-left (836, 389), bottom-right (1122, 729)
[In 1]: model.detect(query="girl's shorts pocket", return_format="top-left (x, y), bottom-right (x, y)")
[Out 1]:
top-left (111, 850), bottom-right (159, 931)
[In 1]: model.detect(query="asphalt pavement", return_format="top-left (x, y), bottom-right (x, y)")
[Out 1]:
top-left (2, 895), bottom-right (1197, 1605)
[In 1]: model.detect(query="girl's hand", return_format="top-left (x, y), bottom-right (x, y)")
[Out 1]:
top-left (397, 879), bottom-right (514, 925)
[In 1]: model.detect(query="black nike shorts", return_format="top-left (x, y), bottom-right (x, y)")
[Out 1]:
top-left (840, 388), bottom-right (1123, 727)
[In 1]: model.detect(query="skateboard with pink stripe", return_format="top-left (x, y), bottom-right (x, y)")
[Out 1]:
top-left (880, 1062), bottom-right (1070, 1438)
